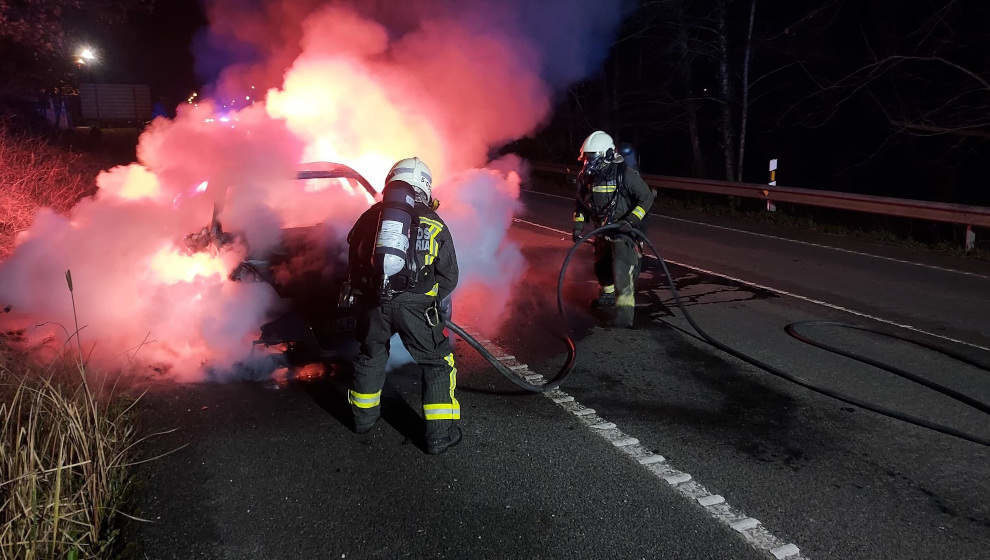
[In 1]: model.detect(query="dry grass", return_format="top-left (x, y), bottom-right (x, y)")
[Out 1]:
top-left (0, 126), bottom-right (102, 258)
top-left (0, 339), bottom-right (142, 559)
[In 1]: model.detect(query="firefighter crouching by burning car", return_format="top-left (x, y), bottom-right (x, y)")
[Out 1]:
top-left (346, 157), bottom-right (462, 454)
top-left (572, 131), bottom-right (655, 328)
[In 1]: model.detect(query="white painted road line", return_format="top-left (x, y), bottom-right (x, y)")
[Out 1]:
top-left (654, 213), bottom-right (990, 280)
top-left (520, 188), bottom-right (990, 280)
top-left (512, 217), bottom-right (990, 354)
top-left (648, 255), bottom-right (990, 354)
top-left (698, 495), bottom-right (726, 507)
top-left (459, 333), bottom-right (808, 560)
top-left (731, 518), bottom-right (762, 532)
top-left (663, 473), bottom-right (693, 485)
top-left (772, 544), bottom-right (803, 559)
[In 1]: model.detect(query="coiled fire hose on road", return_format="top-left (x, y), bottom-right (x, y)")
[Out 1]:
top-left (553, 223), bottom-right (990, 447)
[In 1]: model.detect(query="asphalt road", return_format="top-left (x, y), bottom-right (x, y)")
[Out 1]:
top-left (518, 188), bottom-right (990, 350)
top-left (130, 356), bottom-right (766, 559)
top-left (131, 188), bottom-right (990, 559)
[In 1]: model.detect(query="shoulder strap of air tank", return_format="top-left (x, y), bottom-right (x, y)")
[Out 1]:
top-left (407, 205), bottom-right (428, 272)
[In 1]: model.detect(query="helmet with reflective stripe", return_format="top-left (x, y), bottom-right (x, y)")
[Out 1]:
top-left (386, 157), bottom-right (433, 203)
top-left (579, 130), bottom-right (616, 162)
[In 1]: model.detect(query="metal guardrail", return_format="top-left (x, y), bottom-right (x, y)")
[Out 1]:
top-left (529, 162), bottom-right (990, 230)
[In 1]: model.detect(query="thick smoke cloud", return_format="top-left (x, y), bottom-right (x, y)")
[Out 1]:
top-left (0, 0), bottom-right (625, 380)
top-left (197, 1), bottom-right (628, 95)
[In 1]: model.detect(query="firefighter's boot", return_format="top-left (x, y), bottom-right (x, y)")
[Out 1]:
top-left (592, 285), bottom-right (616, 308)
top-left (426, 425), bottom-right (463, 455)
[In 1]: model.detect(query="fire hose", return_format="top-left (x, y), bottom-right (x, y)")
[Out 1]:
top-left (444, 320), bottom-right (575, 393)
top-left (539, 223), bottom-right (990, 447)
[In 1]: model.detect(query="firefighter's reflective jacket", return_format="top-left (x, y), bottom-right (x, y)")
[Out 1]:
top-left (573, 163), bottom-right (655, 230)
top-left (348, 202), bottom-right (459, 301)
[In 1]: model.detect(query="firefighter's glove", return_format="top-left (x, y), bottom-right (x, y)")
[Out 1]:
top-left (617, 220), bottom-right (634, 234)
top-left (572, 229), bottom-right (583, 243)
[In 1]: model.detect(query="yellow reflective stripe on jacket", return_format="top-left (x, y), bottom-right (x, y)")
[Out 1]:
top-left (572, 211), bottom-right (585, 223)
top-left (426, 225), bottom-right (442, 265)
top-left (423, 403), bottom-right (461, 420)
top-left (348, 389), bottom-right (381, 409)
top-left (419, 217), bottom-right (444, 265)
top-left (591, 184), bottom-right (617, 193)
top-left (419, 216), bottom-right (444, 229)
top-left (425, 283), bottom-right (439, 297)
top-left (631, 205), bottom-right (646, 219)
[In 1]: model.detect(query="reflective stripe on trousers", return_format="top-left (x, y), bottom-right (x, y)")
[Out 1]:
top-left (424, 353), bottom-right (460, 420)
top-left (348, 389), bottom-right (381, 409)
top-left (616, 264), bottom-right (636, 308)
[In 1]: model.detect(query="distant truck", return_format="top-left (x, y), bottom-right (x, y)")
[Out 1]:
top-left (78, 83), bottom-right (152, 127)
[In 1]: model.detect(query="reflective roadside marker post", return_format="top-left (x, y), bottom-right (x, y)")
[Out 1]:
top-left (766, 158), bottom-right (778, 212)
top-left (965, 224), bottom-right (975, 253)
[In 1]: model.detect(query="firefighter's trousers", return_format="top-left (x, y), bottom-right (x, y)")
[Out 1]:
top-left (594, 233), bottom-right (641, 327)
top-left (350, 293), bottom-right (459, 443)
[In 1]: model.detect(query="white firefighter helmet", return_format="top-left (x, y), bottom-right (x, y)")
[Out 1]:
top-left (386, 157), bottom-right (433, 203)
top-left (579, 130), bottom-right (616, 161)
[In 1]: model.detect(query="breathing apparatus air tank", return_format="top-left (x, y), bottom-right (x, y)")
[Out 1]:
top-left (374, 181), bottom-right (417, 299)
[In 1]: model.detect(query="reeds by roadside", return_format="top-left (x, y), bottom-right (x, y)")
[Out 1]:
top-left (0, 340), bottom-right (141, 559)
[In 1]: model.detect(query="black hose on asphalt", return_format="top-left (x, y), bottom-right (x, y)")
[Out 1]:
top-left (559, 224), bottom-right (990, 447)
top-left (784, 321), bottom-right (990, 415)
top-left (445, 320), bottom-right (575, 393)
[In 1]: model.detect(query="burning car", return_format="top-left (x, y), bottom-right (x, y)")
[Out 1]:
top-left (190, 161), bottom-right (450, 370)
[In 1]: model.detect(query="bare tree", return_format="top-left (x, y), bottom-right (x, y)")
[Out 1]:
top-left (775, 2), bottom-right (989, 141)
top-left (715, 0), bottom-right (736, 181)
top-left (736, 0), bottom-right (756, 182)
top-left (674, 0), bottom-right (707, 177)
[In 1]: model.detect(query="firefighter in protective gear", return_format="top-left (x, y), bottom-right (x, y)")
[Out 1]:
top-left (347, 157), bottom-right (462, 454)
top-left (572, 131), bottom-right (655, 328)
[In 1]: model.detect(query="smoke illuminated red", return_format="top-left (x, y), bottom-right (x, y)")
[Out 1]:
top-left (0, 1), bottom-right (620, 380)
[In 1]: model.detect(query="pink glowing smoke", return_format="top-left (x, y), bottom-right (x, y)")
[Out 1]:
top-left (0, 1), bottom-right (621, 379)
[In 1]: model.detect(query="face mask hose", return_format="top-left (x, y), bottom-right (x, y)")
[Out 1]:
top-left (557, 224), bottom-right (990, 447)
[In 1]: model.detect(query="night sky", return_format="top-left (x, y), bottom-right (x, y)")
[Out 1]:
top-left (77, 0), bottom-right (207, 107)
top-left (66, 0), bottom-right (990, 205)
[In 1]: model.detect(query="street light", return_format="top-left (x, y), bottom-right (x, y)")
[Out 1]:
top-left (75, 46), bottom-right (98, 65)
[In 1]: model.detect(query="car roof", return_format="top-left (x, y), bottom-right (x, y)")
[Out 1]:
top-left (296, 162), bottom-right (376, 198)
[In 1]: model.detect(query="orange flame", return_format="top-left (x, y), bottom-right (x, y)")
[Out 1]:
top-left (149, 246), bottom-right (229, 285)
